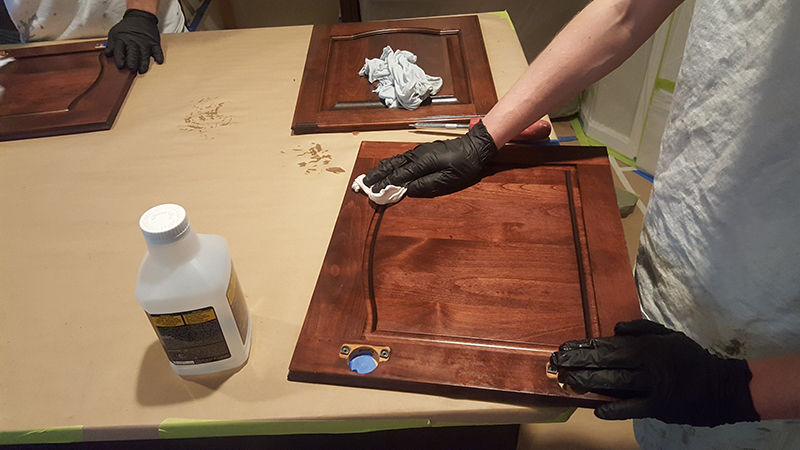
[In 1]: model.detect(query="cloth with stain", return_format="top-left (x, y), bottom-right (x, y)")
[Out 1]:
top-left (351, 174), bottom-right (407, 205)
top-left (4, 0), bottom-right (185, 42)
top-left (634, 0), bottom-right (800, 448)
top-left (358, 46), bottom-right (443, 110)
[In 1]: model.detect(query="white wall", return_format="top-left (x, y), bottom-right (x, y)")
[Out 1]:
top-left (580, 0), bottom-right (696, 175)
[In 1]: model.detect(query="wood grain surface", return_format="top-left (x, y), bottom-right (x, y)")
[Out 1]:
top-left (0, 39), bottom-right (135, 141)
top-left (289, 141), bottom-right (641, 407)
top-left (291, 16), bottom-right (497, 134)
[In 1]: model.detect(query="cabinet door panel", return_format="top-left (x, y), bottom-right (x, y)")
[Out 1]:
top-left (292, 16), bottom-right (496, 134)
top-left (0, 39), bottom-right (135, 141)
top-left (289, 141), bottom-right (640, 407)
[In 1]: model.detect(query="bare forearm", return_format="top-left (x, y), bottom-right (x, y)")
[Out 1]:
top-left (483, 0), bottom-right (684, 147)
top-left (749, 353), bottom-right (800, 420)
top-left (127, 0), bottom-right (159, 15)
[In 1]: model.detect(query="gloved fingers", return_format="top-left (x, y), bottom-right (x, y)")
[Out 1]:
top-left (126, 42), bottom-right (141, 73)
top-left (562, 368), bottom-right (650, 393)
top-left (364, 154), bottom-right (409, 192)
top-left (557, 337), bottom-right (599, 353)
top-left (112, 40), bottom-right (127, 70)
top-left (405, 170), bottom-right (466, 197)
top-left (103, 39), bottom-right (115, 58)
top-left (151, 43), bottom-right (165, 65)
top-left (374, 145), bottom-right (453, 193)
top-left (551, 337), bottom-right (640, 370)
top-left (594, 397), bottom-right (655, 421)
top-left (138, 43), bottom-right (153, 74)
top-left (614, 319), bottom-right (673, 337)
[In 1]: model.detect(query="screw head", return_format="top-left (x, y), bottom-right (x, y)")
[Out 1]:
top-left (340, 346), bottom-right (350, 355)
top-left (379, 349), bottom-right (390, 359)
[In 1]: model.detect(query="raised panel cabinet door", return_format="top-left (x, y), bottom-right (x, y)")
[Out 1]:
top-left (289, 141), bottom-right (641, 407)
top-left (0, 39), bottom-right (135, 141)
top-left (291, 16), bottom-right (497, 134)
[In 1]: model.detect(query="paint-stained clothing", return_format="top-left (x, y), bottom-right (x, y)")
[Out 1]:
top-left (634, 0), bottom-right (800, 447)
top-left (4, 0), bottom-right (185, 42)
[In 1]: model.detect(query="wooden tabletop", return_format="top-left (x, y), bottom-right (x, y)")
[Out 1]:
top-left (0, 13), bottom-right (563, 444)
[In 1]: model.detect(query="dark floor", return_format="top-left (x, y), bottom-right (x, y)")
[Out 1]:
top-left (2, 424), bottom-right (519, 450)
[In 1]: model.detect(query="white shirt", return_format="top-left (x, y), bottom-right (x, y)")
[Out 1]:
top-left (634, 0), bottom-right (800, 447)
top-left (5, 0), bottom-right (185, 42)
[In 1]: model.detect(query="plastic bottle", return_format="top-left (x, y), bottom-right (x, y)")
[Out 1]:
top-left (135, 204), bottom-right (251, 376)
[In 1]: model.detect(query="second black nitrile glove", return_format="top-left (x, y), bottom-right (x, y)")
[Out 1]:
top-left (105, 9), bottom-right (164, 74)
top-left (363, 120), bottom-right (497, 197)
top-left (549, 319), bottom-right (760, 427)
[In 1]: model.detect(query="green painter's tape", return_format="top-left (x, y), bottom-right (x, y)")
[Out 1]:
top-left (653, 77), bottom-right (676, 93)
top-left (489, 11), bottom-right (515, 31)
top-left (430, 422), bottom-right (506, 428)
top-left (570, 119), bottom-right (636, 168)
top-left (158, 418), bottom-right (431, 439)
top-left (548, 407), bottom-right (576, 424)
top-left (433, 408), bottom-right (575, 428)
top-left (0, 426), bottom-right (82, 445)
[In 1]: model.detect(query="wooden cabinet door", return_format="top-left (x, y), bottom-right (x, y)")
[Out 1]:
top-left (0, 39), bottom-right (135, 141)
top-left (289, 141), bottom-right (641, 407)
top-left (291, 16), bottom-right (497, 134)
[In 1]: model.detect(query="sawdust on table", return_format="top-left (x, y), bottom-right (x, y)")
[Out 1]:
top-left (290, 143), bottom-right (345, 175)
top-left (180, 97), bottom-right (233, 139)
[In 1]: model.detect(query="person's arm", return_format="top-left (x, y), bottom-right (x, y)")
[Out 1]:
top-left (749, 353), bottom-right (800, 420)
top-left (484, 0), bottom-right (684, 147)
top-left (126, 0), bottom-right (159, 15)
top-left (104, 0), bottom-right (165, 74)
top-left (364, 0), bottom-right (685, 197)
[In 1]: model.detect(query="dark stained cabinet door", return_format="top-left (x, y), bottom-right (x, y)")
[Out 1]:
top-left (0, 39), bottom-right (135, 141)
top-left (291, 16), bottom-right (497, 134)
top-left (289, 141), bottom-right (641, 407)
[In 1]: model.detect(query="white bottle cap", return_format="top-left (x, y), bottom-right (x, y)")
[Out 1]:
top-left (139, 204), bottom-right (191, 245)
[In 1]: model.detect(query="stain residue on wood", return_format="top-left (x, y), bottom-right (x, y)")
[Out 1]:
top-left (180, 97), bottom-right (233, 139)
top-left (292, 143), bottom-right (345, 175)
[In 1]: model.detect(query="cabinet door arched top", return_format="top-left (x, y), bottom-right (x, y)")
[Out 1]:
top-left (292, 16), bottom-right (496, 134)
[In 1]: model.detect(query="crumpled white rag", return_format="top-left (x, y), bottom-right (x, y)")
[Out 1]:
top-left (358, 46), bottom-right (443, 110)
top-left (351, 174), bottom-right (407, 205)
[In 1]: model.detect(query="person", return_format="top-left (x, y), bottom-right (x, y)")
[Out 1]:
top-left (364, 0), bottom-right (800, 448)
top-left (3, 0), bottom-right (185, 73)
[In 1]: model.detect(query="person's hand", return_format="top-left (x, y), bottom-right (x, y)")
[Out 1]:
top-left (105, 9), bottom-right (164, 74)
top-left (549, 319), bottom-right (760, 427)
top-left (363, 120), bottom-right (497, 197)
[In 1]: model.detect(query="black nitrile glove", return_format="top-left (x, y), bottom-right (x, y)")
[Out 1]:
top-left (105, 9), bottom-right (164, 74)
top-left (549, 319), bottom-right (760, 427)
top-left (363, 120), bottom-right (497, 197)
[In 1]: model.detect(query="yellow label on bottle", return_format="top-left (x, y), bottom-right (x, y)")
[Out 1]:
top-left (150, 314), bottom-right (185, 327)
top-left (227, 264), bottom-right (249, 345)
top-left (182, 308), bottom-right (217, 325)
top-left (148, 306), bottom-right (230, 365)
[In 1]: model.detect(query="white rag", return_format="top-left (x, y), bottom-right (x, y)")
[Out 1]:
top-left (358, 46), bottom-right (443, 110)
top-left (351, 174), bottom-right (407, 205)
